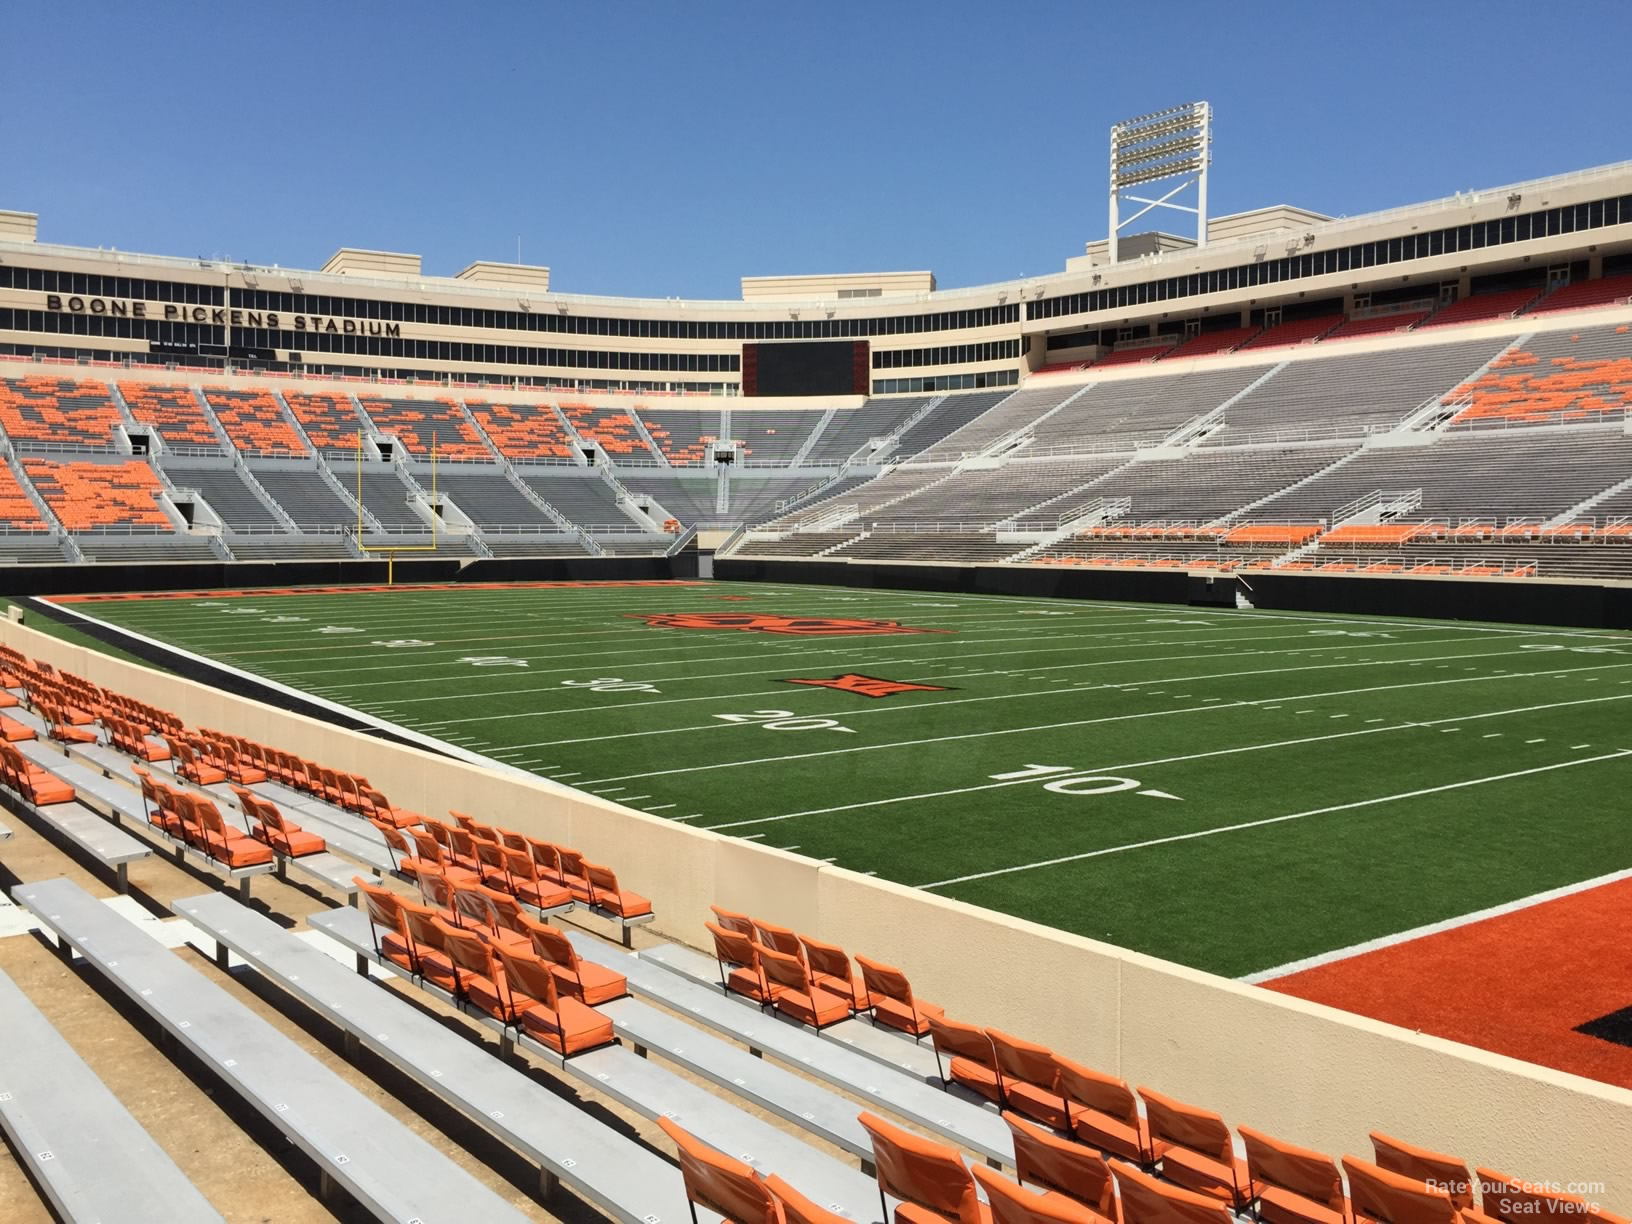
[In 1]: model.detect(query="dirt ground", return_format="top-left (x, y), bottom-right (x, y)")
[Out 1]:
top-left (0, 799), bottom-right (885, 1222)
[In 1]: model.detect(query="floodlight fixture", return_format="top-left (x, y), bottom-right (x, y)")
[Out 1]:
top-left (1108, 100), bottom-right (1212, 263)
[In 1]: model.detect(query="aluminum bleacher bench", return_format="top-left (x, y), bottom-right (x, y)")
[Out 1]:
top-left (18, 742), bottom-right (273, 902)
top-left (561, 929), bottom-right (1016, 1169)
top-left (0, 751), bottom-right (150, 893)
top-left (642, 940), bottom-right (947, 1081)
top-left (302, 902), bottom-right (875, 1218)
top-left (27, 737), bottom-right (373, 901)
top-left (0, 965), bottom-right (224, 1223)
top-left (14, 877), bottom-right (532, 1224)
top-left (0, 815), bottom-right (11, 840)
top-left (180, 894), bottom-right (735, 1224)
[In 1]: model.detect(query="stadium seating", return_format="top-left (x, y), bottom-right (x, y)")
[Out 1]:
top-left (1115, 1166), bottom-right (1237, 1224)
top-left (1344, 1157), bottom-right (1462, 1224)
top-left (24, 457), bottom-right (171, 529)
top-left (561, 402), bottom-right (660, 459)
top-left (857, 1110), bottom-right (988, 1224)
top-left (1091, 339), bottom-right (1176, 366)
top-left (733, 409), bottom-right (832, 464)
top-left (892, 390), bottom-right (1016, 460)
top-left (357, 395), bottom-right (492, 459)
top-left (0, 376), bottom-right (123, 451)
top-left (0, 463), bottom-right (50, 531)
top-left (1237, 1126), bottom-right (1347, 1224)
top-left (1027, 366), bottom-right (1266, 452)
top-left (466, 398), bottom-right (578, 461)
top-left (201, 387), bottom-right (306, 454)
top-left (1237, 313), bottom-right (1343, 350)
top-left (799, 395), bottom-right (931, 465)
top-left (1419, 288), bottom-right (1542, 329)
top-left (1322, 310), bottom-right (1430, 341)
top-left (1447, 325), bottom-right (1632, 427)
top-left (658, 1115), bottom-right (781, 1224)
top-left (1003, 1111), bottom-right (1117, 1217)
top-left (282, 389), bottom-right (366, 452)
top-left (119, 383), bottom-right (223, 450)
top-left (1370, 1130), bottom-right (1476, 1211)
top-left (972, 1164), bottom-right (1108, 1224)
top-left (640, 407), bottom-right (719, 465)
top-left (1161, 325), bottom-right (1260, 360)
top-left (1527, 272), bottom-right (1632, 316)
top-left (433, 468), bottom-right (560, 527)
top-left (161, 461), bottom-right (284, 528)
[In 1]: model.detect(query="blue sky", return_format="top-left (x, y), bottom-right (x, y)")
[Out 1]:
top-left (4, 2), bottom-right (1628, 299)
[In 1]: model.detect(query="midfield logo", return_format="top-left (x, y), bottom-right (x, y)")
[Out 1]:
top-left (628, 612), bottom-right (951, 636)
top-left (782, 673), bottom-right (951, 698)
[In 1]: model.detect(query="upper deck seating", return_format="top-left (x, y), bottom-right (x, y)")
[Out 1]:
top-left (466, 400), bottom-right (577, 461)
top-left (24, 458), bottom-right (171, 529)
top-left (282, 390), bottom-right (365, 453)
top-left (640, 408), bottom-right (718, 464)
top-left (0, 377), bottom-right (123, 449)
top-left (561, 403), bottom-right (659, 460)
top-left (918, 385), bottom-right (1080, 457)
top-left (1322, 310), bottom-right (1430, 341)
top-left (201, 387), bottom-right (306, 455)
top-left (1161, 325), bottom-right (1260, 360)
top-left (357, 396), bottom-right (491, 459)
top-left (1527, 272), bottom-right (1632, 316)
top-left (1446, 325), bottom-right (1632, 427)
top-left (1237, 314), bottom-right (1342, 350)
top-left (119, 383), bottom-right (222, 451)
top-left (1419, 288), bottom-right (1541, 329)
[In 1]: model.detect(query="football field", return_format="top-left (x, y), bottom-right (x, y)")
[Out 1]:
top-left (51, 578), bottom-right (1632, 980)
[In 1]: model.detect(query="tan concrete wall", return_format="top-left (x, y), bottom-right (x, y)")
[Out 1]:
top-left (6, 614), bottom-right (1631, 1208)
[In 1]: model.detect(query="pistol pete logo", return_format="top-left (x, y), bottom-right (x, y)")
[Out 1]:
top-left (627, 612), bottom-right (951, 636)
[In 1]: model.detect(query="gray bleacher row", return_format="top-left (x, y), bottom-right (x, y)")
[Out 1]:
top-left (1207, 335), bottom-right (1508, 443)
top-left (919, 383), bottom-right (1083, 456)
top-left (890, 391), bottom-right (1013, 459)
top-left (869, 456), bottom-right (1129, 526)
top-left (1027, 365), bottom-right (1266, 451)
top-left (732, 409), bottom-right (832, 464)
top-left (798, 395), bottom-right (930, 465)
top-left (161, 460), bottom-right (284, 528)
top-left (621, 474), bottom-right (719, 523)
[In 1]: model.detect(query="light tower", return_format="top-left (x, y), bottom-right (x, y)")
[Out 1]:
top-left (1107, 101), bottom-right (1212, 263)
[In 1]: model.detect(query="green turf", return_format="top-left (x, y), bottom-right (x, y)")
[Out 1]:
top-left (51, 579), bottom-right (1632, 978)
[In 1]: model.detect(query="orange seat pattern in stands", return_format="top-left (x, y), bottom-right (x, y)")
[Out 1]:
top-left (0, 466), bottom-right (49, 531)
top-left (561, 403), bottom-right (653, 457)
top-left (357, 396), bottom-right (491, 459)
top-left (119, 383), bottom-right (222, 449)
top-left (641, 414), bottom-right (712, 464)
top-left (467, 401), bottom-right (576, 461)
top-left (1449, 343), bottom-right (1632, 425)
top-left (23, 459), bottom-right (172, 529)
top-left (283, 391), bottom-right (365, 451)
top-left (0, 377), bottom-right (123, 448)
top-left (202, 387), bottom-right (306, 455)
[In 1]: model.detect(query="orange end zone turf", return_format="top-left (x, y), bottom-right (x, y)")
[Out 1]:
top-left (1263, 877), bottom-right (1632, 1089)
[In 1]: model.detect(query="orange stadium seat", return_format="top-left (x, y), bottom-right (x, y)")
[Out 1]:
top-left (0, 377), bottom-right (123, 448)
top-left (1002, 1112), bottom-right (1117, 1219)
top-left (855, 954), bottom-right (944, 1037)
top-left (797, 933), bottom-right (865, 1009)
top-left (705, 920), bottom-right (782, 1006)
top-left (1139, 1086), bottom-right (1251, 1209)
top-left (927, 1013), bottom-right (1004, 1103)
top-left (858, 1110), bottom-right (990, 1224)
top-left (971, 1164), bottom-right (1109, 1224)
top-left (466, 400), bottom-right (577, 460)
top-left (1368, 1132), bottom-right (1475, 1212)
top-left (119, 383), bottom-right (222, 448)
top-left (1054, 1056), bottom-right (1154, 1165)
top-left (1114, 1166), bottom-right (1237, 1224)
top-left (283, 390), bottom-right (366, 451)
top-left (493, 942), bottom-right (616, 1055)
top-left (657, 1116), bottom-right (781, 1224)
top-left (523, 918), bottom-right (627, 1005)
top-left (759, 944), bottom-right (852, 1029)
top-left (640, 412), bottom-right (712, 464)
top-left (202, 387), bottom-right (307, 454)
top-left (1344, 1157), bottom-right (1461, 1224)
top-left (357, 395), bottom-right (491, 459)
top-left (23, 459), bottom-right (172, 530)
top-left (765, 1173), bottom-right (852, 1224)
top-left (988, 1029), bottom-right (1069, 1128)
top-left (1238, 1125), bottom-right (1348, 1224)
top-left (1477, 1168), bottom-right (1629, 1224)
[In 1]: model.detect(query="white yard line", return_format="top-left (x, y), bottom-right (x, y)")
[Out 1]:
top-left (916, 751), bottom-right (1632, 891)
top-left (1241, 866), bottom-right (1632, 984)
